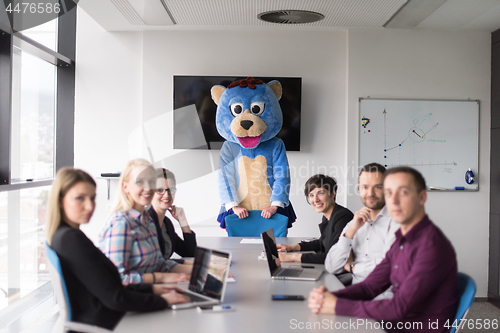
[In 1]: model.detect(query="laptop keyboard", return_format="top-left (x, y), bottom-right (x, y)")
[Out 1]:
top-left (277, 268), bottom-right (302, 277)
top-left (184, 292), bottom-right (209, 303)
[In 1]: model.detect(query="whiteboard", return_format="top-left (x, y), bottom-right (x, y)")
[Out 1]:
top-left (359, 98), bottom-right (479, 191)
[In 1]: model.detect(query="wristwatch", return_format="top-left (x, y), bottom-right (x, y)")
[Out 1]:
top-left (350, 261), bottom-right (356, 273)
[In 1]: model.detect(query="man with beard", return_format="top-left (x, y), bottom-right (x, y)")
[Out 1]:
top-left (325, 163), bottom-right (399, 291)
top-left (308, 166), bottom-right (458, 333)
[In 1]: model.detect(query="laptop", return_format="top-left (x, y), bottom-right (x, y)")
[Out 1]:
top-left (171, 247), bottom-right (232, 310)
top-left (261, 228), bottom-right (323, 281)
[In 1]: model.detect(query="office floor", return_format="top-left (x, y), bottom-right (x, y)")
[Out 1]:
top-left (460, 302), bottom-right (500, 333)
top-left (2, 301), bottom-right (498, 333)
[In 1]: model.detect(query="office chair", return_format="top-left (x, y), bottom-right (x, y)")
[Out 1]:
top-left (450, 272), bottom-right (476, 333)
top-left (45, 243), bottom-right (112, 333)
top-left (225, 210), bottom-right (288, 237)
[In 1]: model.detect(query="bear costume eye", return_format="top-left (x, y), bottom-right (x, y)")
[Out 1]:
top-left (250, 102), bottom-right (265, 115)
top-left (230, 103), bottom-right (243, 116)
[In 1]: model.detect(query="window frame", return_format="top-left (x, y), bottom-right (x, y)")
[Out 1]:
top-left (0, 1), bottom-right (76, 325)
top-left (0, 1), bottom-right (76, 190)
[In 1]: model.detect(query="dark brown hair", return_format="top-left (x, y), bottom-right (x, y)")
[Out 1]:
top-left (359, 162), bottom-right (386, 176)
top-left (156, 168), bottom-right (176, 186)
top-left (304, 174), bottom-right (337, 201)
top-left (358, 163), bottom-right (386, 182)
top-left (385, 166), bottom-right (426, 192)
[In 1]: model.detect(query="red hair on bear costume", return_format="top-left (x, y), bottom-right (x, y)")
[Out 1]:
top-left (227, 77), bottom-right (264, 90)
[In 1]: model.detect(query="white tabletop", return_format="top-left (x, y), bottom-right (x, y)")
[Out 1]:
top-left (113, 237), bottom-right (384, 332)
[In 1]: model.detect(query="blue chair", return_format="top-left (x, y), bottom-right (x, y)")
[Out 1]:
top-left (450, 272), bottom-right (476, 333)
top-left (225, 210), bottom-right (288, 237)
top-left (45, 242), bottom-right (112, 333)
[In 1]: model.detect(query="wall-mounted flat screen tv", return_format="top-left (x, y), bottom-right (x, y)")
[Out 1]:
top-left (173, 76), bottom-right (301, 151)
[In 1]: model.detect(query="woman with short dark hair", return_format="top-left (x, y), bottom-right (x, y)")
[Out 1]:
top-left (277, 174), bottom-right (353, 264)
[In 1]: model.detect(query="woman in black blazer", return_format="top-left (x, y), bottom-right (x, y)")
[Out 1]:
top-left (149, 168), bottom-right (197, 261)
top-left (45, 167), bottom-right (188, 330)
top-left (276, 174), bottom-right (354, 264)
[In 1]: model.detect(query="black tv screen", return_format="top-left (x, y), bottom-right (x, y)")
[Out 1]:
top-left (173, 76), bottom-right (301, 151)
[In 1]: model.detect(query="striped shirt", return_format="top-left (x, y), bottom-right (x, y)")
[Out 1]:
top-left (99, 208), bottom-right (177, 284)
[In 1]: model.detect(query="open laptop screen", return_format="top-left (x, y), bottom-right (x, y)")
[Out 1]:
top-left (262, 228), bottom-right (282, 273)
top-left (189, 247), bottom-right (230, 300)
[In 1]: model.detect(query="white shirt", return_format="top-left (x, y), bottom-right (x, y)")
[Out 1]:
top-left (325, 206), bottom-right (399, 285)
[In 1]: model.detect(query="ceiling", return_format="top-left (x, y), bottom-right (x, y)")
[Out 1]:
top-left (79, 0), bottom-right (500, 32)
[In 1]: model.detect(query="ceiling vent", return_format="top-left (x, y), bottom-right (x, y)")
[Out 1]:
top-left (258, 10), bottom-right (325, 24)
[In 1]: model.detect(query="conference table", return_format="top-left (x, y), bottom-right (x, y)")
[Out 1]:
top-left (113, 237), bottom-right (384, 333)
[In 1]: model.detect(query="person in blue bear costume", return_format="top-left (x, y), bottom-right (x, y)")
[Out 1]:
top-left (211, 77), bottom-right (296, 229)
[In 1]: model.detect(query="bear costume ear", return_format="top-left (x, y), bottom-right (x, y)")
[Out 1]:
top-left (268, 80), bottom-right (282, 101)
top-left (211, 85), bottom-right (226, 105)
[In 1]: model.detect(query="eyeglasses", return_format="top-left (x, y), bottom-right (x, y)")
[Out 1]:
top-left (156, 188), bottom-right (176, 195)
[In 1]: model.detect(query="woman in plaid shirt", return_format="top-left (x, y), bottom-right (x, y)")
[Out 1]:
top-left (100, 159), bottom-right (192, 285)
top-left (46, 167), bottom-right (189, 330)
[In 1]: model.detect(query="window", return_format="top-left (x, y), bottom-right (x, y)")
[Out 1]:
top-left (22, 19), bottom-right (58, 52)
top-left (0, 186), bottom-right (51, 313)
top-left (0, 1), bottom-right (75, 328)
top-left (11, 46), bottom-right (57, 182)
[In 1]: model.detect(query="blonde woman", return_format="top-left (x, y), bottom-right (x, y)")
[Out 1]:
top-left (99, 159), bottom-right (191, 285)
top-left (46, 167), bottom-right (188, 330)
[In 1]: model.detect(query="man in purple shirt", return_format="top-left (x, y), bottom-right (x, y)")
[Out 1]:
top-left (308, 166), bottom-right (459, 333)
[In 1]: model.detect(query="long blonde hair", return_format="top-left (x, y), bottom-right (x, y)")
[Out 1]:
top-left (45, 167), bottom-right (96, 245)
top-left (109, 158), bottom-right (154, 215)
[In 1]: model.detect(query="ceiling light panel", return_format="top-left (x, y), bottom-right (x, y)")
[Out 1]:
top-left (463, 4), bottom-right (500, 31)
top-left (417, 0), bottom-right (500, 30)
top-left (384, 0), bottom-right (448, 29)
top-left (165, 0), bottom-right (407, 27)
top-left (110, 0), bottom-right (145, 25)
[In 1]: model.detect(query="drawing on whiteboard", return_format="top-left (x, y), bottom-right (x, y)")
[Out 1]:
top-left (407, 113), bottom-right (437, 143)
top-left (382, 109), bottom-right (453, 167)
top-left (361, 116), bottom-right (371, 133)
top-left (359, 99), bottom-right (479, 190)
top-left (384, 112), bottom-right (439, 151)
top-left (384, 161), bottom-right (457, 167)
top-left (361, 116), bottom-right (370, 128)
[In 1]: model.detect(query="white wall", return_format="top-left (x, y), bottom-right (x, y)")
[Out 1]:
top-left (75, 8), bottom-right (491, 296)
top-left (346, 29), bottom-right (491, 297)
top-left (140, 29), bottom-right (348, 237)
top-left (74, 8), bottom-right (145, 241)
top-left (75, 10), bottom-right (350, 241)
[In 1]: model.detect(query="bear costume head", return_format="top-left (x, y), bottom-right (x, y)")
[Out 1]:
top-left (211, 77), bottom-right (283, 150)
